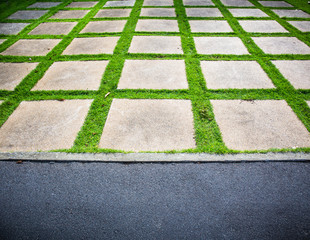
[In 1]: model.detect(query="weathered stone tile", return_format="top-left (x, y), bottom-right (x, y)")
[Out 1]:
top-left (189, 20), bottom-right (232, 32)
top-left (221, 0), bottom-right (254, 7)
top-left (239, 20), bottom-right (288, 33)
top-left (95, 9), bottom-right (132, 18)
top-left (28, 2), bottom-right (61, 8)
top-left (0, 100), bottom-right (93, 152)
top-left (140, 8), bottom-right (176, 17)
top-left (194, 37), bottom-right (249, 55)
top-left (307, 101), bottom-right (310, 108)
top-left (1, 39), bottom-right (61, 56)
top-left (129, 36), bottom-right (183, 54)
top-left (32, 61), bottom-right (108, 90)
top-left (211, 100), bottom-right (310, 150)
top-left (0, 39), bottom-right (5, 45)
top-left (186, 8), bottom-right (222, 17)
top-left (29, 22), bottom-right (77, 35)
top-left (50, 10), bottom-right (89, 19)
top-left (66, 1), bottom-right (98, 8)
top-left (104, 0), bottom-right (135, 7)
top-left (0, 62), bottom-right (38, 90)
top-left (272, 60), bottom-right (310, 89)
top-left (99, 99), bottom-right (196, 151)
top-left (183, 0), bottom-right (214, 6)
top-left (81, 20), bottom-right (126, 33)
top-left (117, 60), bottom-right (188, 89)
top-left (0, 23), bottom-right (29, 35)
top-left (201, 61), bottom-right (274, 89)
top-left (273, 9), bottom-right (310, 18)
top-left (135, 19), bottom-right (179, 32)
top-left (288, 21), bottom-right (310, 32)
top-left (8, 10), bottom-right (48, 20)
top-left (259, 1), bottom-right (293, 7)
top-left (252, 37), bottom-right (310, 54)
top-left (143, 0), bottom-right (173, 6)
top-left (229, 8), bottom-right (269, 17)
top-left (62, 37), bottom-right (119, 55)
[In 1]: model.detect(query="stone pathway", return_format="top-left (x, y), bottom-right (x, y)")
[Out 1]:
top-left (0, 0), bottom-right (309, 153)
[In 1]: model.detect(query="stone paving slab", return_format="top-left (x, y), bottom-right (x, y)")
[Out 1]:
top-left (201, 61), bottom-right (275, 89)
top-left (135, 19), bottom-right (179, 32)
top-left (66, 1), bottom-right (98, 8)
top-left (28, 2), bottom-right (61, 8)
top-left (95, 9), bottom-right (132, 18)
top-left (288, 21), bottom-right (310, 32)
top-left (183, 0), bottom-right (214, 6)
top-left (0, 62), bottom-right (38, 90)
top-left (1, 39), bottom-right (61, 56)
top-left (0, 100), bottom-right (92, 152)
top-left (117, 60), bottom-right (188, 89)
top-left (229, 8), bottom-right (269, 17)
top-left (189, 20), bottom-right (232, 32)
top-left (239, 20), bottom-right (288, 33)
top-left (140, 8), bottom-right (176, 17)
top-left (81, 20), bottom-right (127, 33)
top-left (32, 61), bottom-right (108, 90)
top-left (104, 0), bottom-right (136, 7)
top-left (186, 8), bottom-right (223, 17)
top-left (29, 22), bottom-right (77, 35)
top-left (211, 100), bottom-right (310, 150)
top-left (259, 1), bottom-right (293, 8)
top-left (143, 0), bottom-right (174, 6)
top-left (272, 60), bottom-right (310, 89)
top-left (0, 39), bottom-right (5, 45)
top-left (273, 9), bottom-right (310, 18)
top-left (8, 10), bottom-right (48, 20)
top-left (220, 0), bottom-right (254, 7)
top-left (99, 99), bottom-right (196, 151)
top-left (50, 10), bottom-right (89, 19)
top-left (0, 23), bottom-right (29, 35)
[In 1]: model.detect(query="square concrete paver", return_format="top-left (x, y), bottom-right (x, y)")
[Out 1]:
top-left (99, 99), bottom-right (196, 151)
top-left (229, 9), bottom-right (269, 17)
top-left (29, 22), bottom-right (77, 35)
top-left (66, 1), bottom-right (98, 8)
top-left (272, 60), bottom-right (310, 89)
top-left (211, 100), bottom-right (310, 150)
top-left (1, 39), bottom-right (61, 56)
top-left (220, 0), bottom-right (254, 7)
top-left (28, 2), bottom-right (61, 8)
top-left (104, 0), bottom-right (135, 7)
top-left (117, 60), bottom-right (188, 89)
top-left (194, 37), bottom-right (249, 55)
top-left (288, 21), bottom-right (310, 32)
top-left (0, 39), bottom-right (6, 45)
top-left (62, 37), bottom-right (119, 55)
top-left (140, 8), bottom-right (176, 17)
top-left (189, 20), bottom-right (232, 32)
top-left (252, 37), bottom-right (310, 54)
top-left (239, 20), bottom-right (288, 33)
top-left (8, 10), bottom-right (48, 20)
top-left (0, 62), bottom-right (38, 90)
top-left (32, 61), bottom-right (108, 90)
top-left (95, 9), bottom-right (132, 18)
top-left (50, 10), bottom-right (89, 19)
top-left (0, 23), bottom-right (29, 35)
top-left (135, 20), bottom-right (179, 32)
top-left (129, 36), bottom-right (183, 54)
top-left (273, 9), bottom-right (310, 18)
top-left (183, 0), bottom-right (214, 6)
top-left (186, 8), bottom-right (222, 17)
top-left (81, 21), bottom-right (126, 33)
top-left (0, 100), bottom-right (92, 152)
top-left (201, 61), bottom-right (274, 89)
top-left (143, 0), bottom-right (174, 6)
top-left (259, 1), bottom-right (293, 7)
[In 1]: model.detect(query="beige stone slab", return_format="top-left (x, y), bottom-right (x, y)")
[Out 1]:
top-left (129, 36), bottom-right (183, 54)
top-left (81, 21), bottom-right (126, 33)
top-left (143, 0), bottom-right (174, 6)
top-left (307, 101), bottom-right (310, 108)
top-left (0, 62), bottom-right (38, 90)
top-left (66, 1), bottom-right (98, 8)
top-left (117, 60), bottom-right (188, 89)
top-left (221, 0), bottom-right (254, 7)
top-left (32, 61), bottom-right (108, 90)
top-left (104, 0), bottom-right (135, 7)
top-left (194, 37), bottom-right (249, 55)
top-left (136, 20), bottom-right (179, 32)
top-left (288, 21), bottom-right (310, 32)
top-left (95, 9), bottom-right (132, 18)
top-left (1, 39), bottom-right (61, 56)
top-left (186, 8), bottom-right (222, 17)
top-left (259, 1), bottom-right (293, 7)
top-left (29, 22), bottom-right (77, 35)
top-left (201, 61), bottom-right (274, 89)
top-left (273, 9), bottom-right (310, 18)
top-left (0, 39), bottom-right (5, 45)
top-left (229, 8), bottom-right (269, 17)
top-left (0, 23), bottom-right (29, 35)
top-left (140, 8), bottom-right (176, 17)
top-left (62, 37), bottom-right (119, 55)
top-left (183, 0), bottom-right (214, 6)
top-left (239, 20), bottom-right (288, 33)
top-left (211, 100), bottom-right (310, 150)
top-left (8, 10), bottom-right (48, 19)
top-left (28, 2), bottom-right (61, 8)
top-left (0, 101), bottom-right (3, 105)
top-left (99, 99), bottom-right (196, 151)
top-left (272, 60), bottom-right (310, 89)
top-left (0, 100), bottom-right (92, 152)
top-left (50, 10), bottom-right (89, 19)
top-left (252, 37), bottom-right (310, 54)
top-left (189, 20), bottom-right (232, 32)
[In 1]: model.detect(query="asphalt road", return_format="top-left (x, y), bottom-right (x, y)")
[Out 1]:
top-left (0, 161), bottom-right (310, 240)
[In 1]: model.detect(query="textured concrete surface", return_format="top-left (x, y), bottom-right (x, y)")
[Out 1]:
top-left (288, 21), bottom-right (310, 32)
top-left (28, 2), bottom-right (61, 8)
top-left (62, 37), bottom-right (119, 55)
top-left (0, 62), bottom-right (38, 90)
top-left (229, 8), bottom-right (269, 17)
top-left (273, 9), bottom-right (310, 18)
top-left (135, 20), bottom-right (179, 32)
top-left (95, 9), bottom-right (132, 18)
top-left (201, 61), bottom-right (274, 89)
top-left (7, 10), bottom-right (48, 19)
top-left (259, 1), bottom-right (293, 8)
top-left (189, 20), bottom-right (232, 33)
top-left (66, 1), bottom-right (98, 8)
top-left (117, 60), bottom-right (188, 89)
top-left (29, 22), bottom-right (77, 35)
top-left (0, 39), bottom-right (5, 45)
top-left (1, 39), bottom-right (61, 56)
top-left (32, 61), bottom-right (108, 90)
top-left (211, 100), bottom-right (310, 150)
top-left (272, 60), bottom-right (310, 89)
top-left (194, 37), bottom-right (249, 55)
top-left (81, 20), bottom-right (126, 33)
top-left (186, 8), bottom-right (222, 17)
top-left (99, 99), bottom-right (196, 151)
top-left (0, 23), bottom-right (29, 35)
top-left (221, 0), bottom-right (254, 7)
top-left (104, 0), bottom-right (135, 7)
top-left (50, 10), bottom-right (89, 19)
top-left (143, 0), bottom-right (173, 6)
top-left (140, 8), bottom-right (176, 17)
top-left (252, 37), bottom-right (310, 54)
top-left (239, 20), bottom-right (288, 33)
top-left (129, 36), bottom-right (183, 54)
top-left (0, 100), bottom-right (92, 152)
top-left (183, 0), bottom-right (214, 6)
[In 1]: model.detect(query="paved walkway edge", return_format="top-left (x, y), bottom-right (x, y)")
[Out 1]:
top-left (0, 152), bottom-right (309, 162)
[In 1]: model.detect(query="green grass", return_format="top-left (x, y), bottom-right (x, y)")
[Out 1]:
top-left (0, 0), bottom-right (309, 153)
